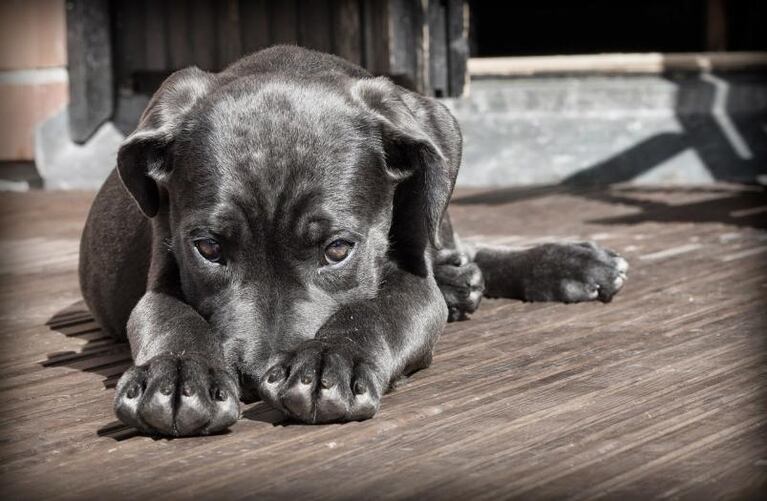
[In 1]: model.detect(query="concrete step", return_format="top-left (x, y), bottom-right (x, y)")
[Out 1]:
top-left (444, 74), bottom-right (767, 186)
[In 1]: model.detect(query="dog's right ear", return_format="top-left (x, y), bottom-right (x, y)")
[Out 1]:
top-left (117, 67), bottom-right (215, 217)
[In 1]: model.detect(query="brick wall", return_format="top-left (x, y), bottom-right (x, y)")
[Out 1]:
top-left (0, 0), bottom-right (69, 161)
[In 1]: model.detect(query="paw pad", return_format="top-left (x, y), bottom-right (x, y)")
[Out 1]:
top-left (114, 355), bottom-right (240, 436)
top-left (259, 343), bottom-right (381, 423)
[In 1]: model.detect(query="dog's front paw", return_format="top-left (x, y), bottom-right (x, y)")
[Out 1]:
top-left (525, 242), bottom-right (629, 303)
top-left (435, 249), bottom-right (485, 321)
top-left (259, 340), bottom-right (382, 424)
top-left (114, 354), bottom-right (240, 436)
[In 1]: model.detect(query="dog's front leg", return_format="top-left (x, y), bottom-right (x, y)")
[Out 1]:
top-left (259, 265), bottom-right (447, 423)
top-left (113, 290), bottom-right (240, 436)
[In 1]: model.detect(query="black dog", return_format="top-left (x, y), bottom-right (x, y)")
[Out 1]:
top-left (79, 46), bottom-right (628, 436)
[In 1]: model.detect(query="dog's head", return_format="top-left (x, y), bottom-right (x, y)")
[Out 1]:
top-left (116, 64), bottom-right (459, 379)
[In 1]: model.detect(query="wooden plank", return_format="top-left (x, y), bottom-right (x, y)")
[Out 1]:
top-left (112, 0), bottom-right (146, 92)
top-left (143, 0), bottom-right (168, 71)
top-left (387, 0), bottom-right (428, 93)
top-left (269, 0), bottom-right (299, 45)
top-left (428, 0), bottom-right (449, 97)
top-left (0, 185), bottom-right (766, 498)
top-left (361, 0), bottom-right (389, 74)
top-left (168, 0), bottom-right (193, 69)
top-left (239, 0), bottom-right (270, 56)
top-left (298, 0), bottom-right (332, 53)
top-left (706, 0), bottom-right (728, 51)
top-left (190, 0), bottom-right (217, 70)
top-left (331, 0), bottom-right (363, 65)
top-left (446, 0), bottom-right (468, 96)
top-left (65, 0), bottom-right (113, 143)
top-left (216, 0), bottom-right (242, 69)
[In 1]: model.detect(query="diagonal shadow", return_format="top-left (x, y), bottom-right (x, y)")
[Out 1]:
top-left (583, 186), bottom-right (767, 229)
top-left (453, 184), bottom-right (767, 230)
top-left (454, 71), bottom-right (767, 228)
top-left (44, 300), bottom-right (139, 440)
top-left (561, 72), bottom-right (767, 188)
top-left (43, 300), bottom-right (131, 390)
top-left (562, 133), bottom-right (690, 186)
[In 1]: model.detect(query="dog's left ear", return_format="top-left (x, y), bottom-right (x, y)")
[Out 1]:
top-left (117, 67), bottom-right (216, 217)
top-left (352, 77), bottom-right (461, 252)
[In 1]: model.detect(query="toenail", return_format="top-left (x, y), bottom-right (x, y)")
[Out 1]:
top-left (353, 380), bottom-right (367, 395)
top-left (321, 377), bottom-right (334, 389)
top-left (160, 384), bottom-right (173, 395)
top-left (182, 384), bottom-right (194, 397)
top-left (126, 386), bottom-right (139, 399)
top-left (301, 373), bottom-right (314, 385)
top-left (212, 388), bottom-right (227, 401)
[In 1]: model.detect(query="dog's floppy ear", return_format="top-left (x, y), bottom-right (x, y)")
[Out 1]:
top-left (117, 67), bottom-right (216, 217)
top-left (352, 77), bottom-right (460, 252)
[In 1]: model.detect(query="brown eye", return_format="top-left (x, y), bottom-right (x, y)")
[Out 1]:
top-left (324, 239), bottom-right (354, 264)
top-left (194, 238), bottom-right (223, 263)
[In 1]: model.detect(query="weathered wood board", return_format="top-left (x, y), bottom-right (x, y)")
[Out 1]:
top-left (0, 185), bottom-right (765, 498)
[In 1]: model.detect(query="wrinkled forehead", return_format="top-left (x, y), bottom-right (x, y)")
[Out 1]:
top-left (175, 80), bottom-right (391, 230)
top-left (209, 81), bottom-right (367, 159)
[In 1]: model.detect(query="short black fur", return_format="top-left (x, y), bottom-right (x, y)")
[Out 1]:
top-left (79, 46), bottom-right (629, 436)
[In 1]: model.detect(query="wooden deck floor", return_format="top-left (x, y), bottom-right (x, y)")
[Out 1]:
top-left (0, 185), bottom-right (765, 499)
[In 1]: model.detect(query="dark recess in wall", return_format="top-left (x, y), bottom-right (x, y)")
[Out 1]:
top-left (725, 0), bottom-right (767, 50)
top-left (470, 0), bottom-right (766, 57)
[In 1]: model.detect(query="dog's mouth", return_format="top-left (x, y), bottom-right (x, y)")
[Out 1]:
top-left (240, 380), bottom-right (261, 404)
top-left (237, 371), bottom-right (262, 403)
top-left (239, 387), bottom-right (261, 404)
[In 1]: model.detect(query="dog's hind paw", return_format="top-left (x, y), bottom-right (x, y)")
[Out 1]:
top-left (114, 354), bottom-right (240, 437)
top-left (523, 242), bottom-right (629, 303)
top-left (259, 340), bottom-right (382, 424)
top-left (434, 250), bottom-right (485, 321)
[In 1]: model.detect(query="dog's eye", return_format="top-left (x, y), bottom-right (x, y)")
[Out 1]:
top-left (324, 239), bottom-right (354, 264)
top-left (194, 238), bottom-right (223, 263)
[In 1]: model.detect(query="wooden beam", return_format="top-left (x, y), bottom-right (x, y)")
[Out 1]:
top-left (362, 0), bottom-right (390, 75)
top-left (428, 0), bottom-right (449, 97)
top-left (168, 0), bottom-right (193, 70)
top-left (331, 0), bottom-right (363, 66)
top-left (270, 0), bottom-right (298, 45)
top-left (190, 0), bottom-right (217, 70)
top-left (66, 0), bottom-right (113, 144)
top-left (299, 0), bottom-right (332, 53)
top-left (144, 0), bottom-right (168, 71)
top-left (216, 0), bottom-right (242, 68)
top-left (385, 0), bottom-right (428, 94)
top-left (706, 0), bottom-right (728, 52)
top-left (239, 0), bottom-right (270, 56)
top-left (446, 0), bottom-right (468, 97)
top-left (112, 0), bottom-right (146, 93)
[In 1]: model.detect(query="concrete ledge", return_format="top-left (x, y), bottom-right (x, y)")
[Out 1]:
top-left (444, 73), bottom-right (767, 187)
top-left (469, 52), bottom-right (767, 77)
top-left (35, 108), bottom-right (122, 189)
